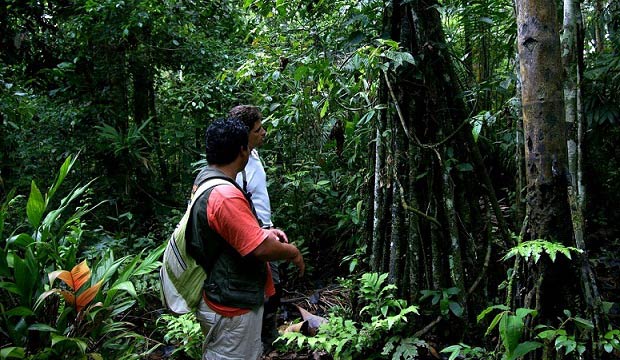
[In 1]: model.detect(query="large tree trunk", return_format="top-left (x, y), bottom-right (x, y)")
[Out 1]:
top-left (515, 0), bottom-right (586, 339)
top-left (367, 0), bottom-right (511, 339)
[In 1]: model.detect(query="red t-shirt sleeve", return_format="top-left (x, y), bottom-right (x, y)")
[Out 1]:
top-left (206, 185), bottom-right (268, 256)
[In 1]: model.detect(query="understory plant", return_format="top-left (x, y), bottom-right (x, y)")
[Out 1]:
top-left (441, 239), bottom-right (614, 360)
top-left (0, 155), bottom-right (163, 359)
top-left (156, 313), bottom-right (203, 359)
top-left (280, 272), bottom-right (422, 359)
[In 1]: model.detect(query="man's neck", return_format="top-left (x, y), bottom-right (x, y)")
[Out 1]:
top-left (210, 163), bottom-right (240, 179)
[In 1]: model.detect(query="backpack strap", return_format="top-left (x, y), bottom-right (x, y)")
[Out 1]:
top-left (241, 169), bottom-right (248, 193)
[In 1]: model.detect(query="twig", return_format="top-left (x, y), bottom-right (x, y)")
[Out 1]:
top-left (413, 316), bottom-right (442, 338)
top-left (394, 176), bottom-right (441, 227)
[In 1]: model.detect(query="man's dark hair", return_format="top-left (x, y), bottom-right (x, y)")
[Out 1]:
top-left (228, 105), bottom-right (262, 129)
top-left (205, 118), bottom-right (248, 165)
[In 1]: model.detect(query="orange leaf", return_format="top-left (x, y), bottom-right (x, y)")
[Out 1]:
top-left (76, 280), bottom-right (102, 312)
top-left (71, 260), bottom-right (91, 292)
top-left (49, 270), bottom-right (75, 290)
top-left (60, 290), bottom-right (76, 307)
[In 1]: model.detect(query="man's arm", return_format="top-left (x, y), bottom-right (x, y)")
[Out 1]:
top-left (251, 229), bottom-right (305, 276)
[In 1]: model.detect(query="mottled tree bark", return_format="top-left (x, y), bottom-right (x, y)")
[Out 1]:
top-left (515, 0), bottom-right (583, 328)
top-left (563, 0), bottom-right (605, 348)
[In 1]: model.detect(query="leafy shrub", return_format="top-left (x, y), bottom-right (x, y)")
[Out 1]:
top-left (156, 313), bottom-right (203, 359)
top-left (0, 155), bottom-right (163, 359)
top-left (280, 272), bottom-right (421, 359)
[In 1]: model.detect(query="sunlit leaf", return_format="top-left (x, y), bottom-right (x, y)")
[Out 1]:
top-left (76, 279), bottom-right (103, 312)
top-left (49, 270), bottom-right (74, 290)
top-left (70, 260), bottom-right (91, 291)
top-left (26, 181), bottom-right (45, 229)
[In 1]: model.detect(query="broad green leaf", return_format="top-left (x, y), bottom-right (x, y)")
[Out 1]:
top-left (499, 314), bottom-right (523, 354)
top-left (604, 343), bottom-right (613, 352)
top-left (3, 306), bottom-right (34, 317)
top-left (456, 163), bottom-right (474, 172)
top-left (13, 255), bottom-right (35, 305)
top-left (472, 120), bottom-right (482, 142)
top-left (515, 308), bottom-right (537, 320)
top-left (109, 281), bottom-right (137, 298)
top-left (50, 333), bottom-right (87, 353)
top-left (0, 347), bottom-right (25, 359)
top-left (573, 316), bottom-right (594, 330)
top-left (26, 181), bottom-right (45, 229)
top-left (508, 341), bottom-right (543, 360)
top-left (6, 234), bottom-right (35, 248)
top-left (537, 329), bottom-right (557, 340)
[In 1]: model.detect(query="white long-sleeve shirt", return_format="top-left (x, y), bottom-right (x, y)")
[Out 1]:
top-left (236, 149), bottom-right (273, 228)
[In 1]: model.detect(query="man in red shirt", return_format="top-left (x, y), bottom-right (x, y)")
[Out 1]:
top-left (188, 118), bottom-right (304, 360)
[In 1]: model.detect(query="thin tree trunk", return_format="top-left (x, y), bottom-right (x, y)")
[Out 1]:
top-left (371, 121), bottom-right (386, 273)
top-left (563, 0), bottom-right (605, 352)
top-left (441, 153), bottom-right (467, 317)
top-left (594, 0), bottom-right (605, 52)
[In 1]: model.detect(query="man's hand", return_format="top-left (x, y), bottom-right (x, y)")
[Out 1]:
top-left (258, 229), bottom-right (304, 277)
top-left (268, 228), bottom-right (289, 243)
top-left (290, 250), bottom-right (305, 277)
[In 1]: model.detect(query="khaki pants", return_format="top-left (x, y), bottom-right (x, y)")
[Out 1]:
top-left (195, 300), bottom-right (264, 360)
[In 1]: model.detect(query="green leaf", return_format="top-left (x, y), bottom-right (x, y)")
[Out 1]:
top-left (3, 306), bottom-right (34, 317)
top-left (0, 347), bottom-right (25, 359)
top-left (477, 304), bottom-right (509, 322)
top-left (515, 308), bottom-right (537, 320)
top-left (26, 181), bottom-right (45, 228)
top-left (485, 311), bottom-right (504, 336)
top-left (604, 343), bottom-right (613, 352)
top-left (499, 314), bottom-right (523, 354)
top-left (472, 120), bottom-right (482, 142)
top-left (51, 333), bottom-right (87, 353)
top-left (28, 323), bottom-right (58, 332)
top-left (508, 341), bottom-right (543, 360)
top-left (537, 329), bottom-right (558, 340)
top-left (320, 99), bottom-right (329, 118)
top-left (48, 155), bottom-right (77, 202)
top-left (109, 281), bottom-right (137, 298)
top-left (573, 316), bottom-right (594, 330)
top-left (6, 234), bottom-right (35, 248)
top-left (449, 301), bottom-right (464, 317)
top-left (456, 163), bottom-right (474, 172)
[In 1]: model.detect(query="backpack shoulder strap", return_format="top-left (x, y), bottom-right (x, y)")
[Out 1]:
top-left (241, 170), bottom-right (247, 193)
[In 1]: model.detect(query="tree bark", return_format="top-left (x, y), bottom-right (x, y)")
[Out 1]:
top-left (563, 0), bottom-right (605, 348)
top-left (515, 0), bottom-right (582, 325)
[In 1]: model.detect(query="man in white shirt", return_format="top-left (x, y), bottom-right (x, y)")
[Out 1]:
top-left (228, 105), bottom-right (280, 351)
